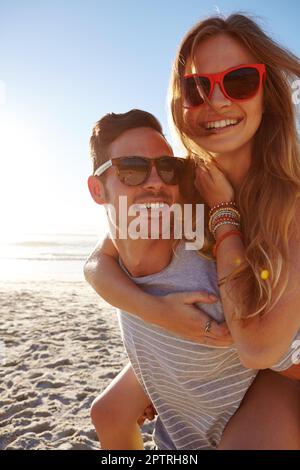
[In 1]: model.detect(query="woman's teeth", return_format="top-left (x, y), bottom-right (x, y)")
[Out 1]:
top-left (205, 119), bottom-right (239, 130)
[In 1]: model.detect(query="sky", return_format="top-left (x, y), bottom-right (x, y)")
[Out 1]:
top-left (0, 0), bottom-right (300, 238)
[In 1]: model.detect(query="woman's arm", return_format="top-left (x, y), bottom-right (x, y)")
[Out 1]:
top-left (84, 235), bottom-right (162, 319)
top-left (84, 235), bottom-right (232, 345)
top-left (215, 223), bottom-right (300, 369)
top-left (196, 162), bottom-right (300, 369)
top-left (278, 364), bottom-right (300, 381)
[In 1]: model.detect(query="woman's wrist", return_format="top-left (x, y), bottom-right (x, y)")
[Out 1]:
top-left (208, 200), bottom-right (236, 211)
top-left (214, 223), bottom-right (240, 239)
top-left (213, 227), bottom-right (243, 257)
top-left (208, 201), bottom-right (240, 239)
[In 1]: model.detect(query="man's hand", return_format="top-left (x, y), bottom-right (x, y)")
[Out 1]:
top-left (158, 291), bottom-right (233, 347)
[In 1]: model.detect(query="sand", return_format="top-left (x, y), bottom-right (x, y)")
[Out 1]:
top-left (0, 281), bottom-right (154, 450)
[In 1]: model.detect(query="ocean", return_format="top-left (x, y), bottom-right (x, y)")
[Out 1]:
top-left (0, 232), bottom-right (100, 282)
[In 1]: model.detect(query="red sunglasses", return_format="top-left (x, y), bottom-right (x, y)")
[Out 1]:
top-left (182, 63), bottom-right (266, 108)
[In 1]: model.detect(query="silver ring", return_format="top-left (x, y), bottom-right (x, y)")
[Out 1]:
top-left (204, 319), bottom-right (212, 334)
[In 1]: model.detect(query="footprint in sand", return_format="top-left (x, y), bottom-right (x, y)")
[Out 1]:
top-left (29, 371), bottom-right (44, 379)
top-left (45, 358), bottom-right (73, 368)
top-left (0, 397), bottom-right (41, 422)
top-left (36, 380), bottom-right (65, 389)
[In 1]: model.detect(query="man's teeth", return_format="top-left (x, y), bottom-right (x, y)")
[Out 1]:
top-left (137, 202), bottom-right (168, 209)
top-left (205, 119), bottom-right (239, 130)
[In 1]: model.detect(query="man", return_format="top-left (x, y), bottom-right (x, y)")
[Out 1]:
top-left (86, 109), bottom-right (300, 450)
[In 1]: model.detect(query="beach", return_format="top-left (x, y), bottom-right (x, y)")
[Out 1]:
top-left (0, 280), bottom-right (155, 450)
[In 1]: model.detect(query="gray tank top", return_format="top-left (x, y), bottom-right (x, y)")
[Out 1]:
top-left (117, 241), bottom-right (299, 450)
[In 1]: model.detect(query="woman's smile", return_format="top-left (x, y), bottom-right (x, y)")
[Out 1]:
top-left (200, 117), bottom-right (244, 135)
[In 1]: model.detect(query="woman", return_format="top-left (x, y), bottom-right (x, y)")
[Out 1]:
top-left (86, 13), bottom-right (300, 449)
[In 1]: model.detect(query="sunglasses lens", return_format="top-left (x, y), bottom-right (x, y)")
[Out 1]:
top-left (115, 157), bottom-right (185, 186)
top-left (183, 76), bottom-right (210, 107)
top-left (157, 158), bottom-right (184, 184)
top-left (224, 67), bottom-right (260, 100)
top-left (117, 157), bottom-right (149, 186)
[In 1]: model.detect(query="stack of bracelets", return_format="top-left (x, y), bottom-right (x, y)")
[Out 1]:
top-left (208, 201), bottom-right (243, 258)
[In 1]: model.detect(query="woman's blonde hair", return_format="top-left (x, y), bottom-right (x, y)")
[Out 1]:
top-left (169, 13), bottom-right (300, 319)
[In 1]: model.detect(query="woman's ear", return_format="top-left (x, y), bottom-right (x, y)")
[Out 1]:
top-left (87, 175), bottom-right (107, 205)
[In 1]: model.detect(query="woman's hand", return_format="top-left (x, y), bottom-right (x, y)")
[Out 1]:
top-left (195, 160), bottom-right (235, 208)
top-left (157, 291), bottom-right (233, 347)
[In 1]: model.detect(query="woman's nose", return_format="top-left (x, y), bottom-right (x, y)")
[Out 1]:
top-left (210, 82), bottom-right (231, 107)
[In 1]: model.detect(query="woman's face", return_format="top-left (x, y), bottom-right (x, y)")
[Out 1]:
top-left (183, 34), bottom-right (265, 155)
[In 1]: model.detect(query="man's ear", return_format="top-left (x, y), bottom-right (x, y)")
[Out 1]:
top-left (87, 175), bottom-right (107, 205)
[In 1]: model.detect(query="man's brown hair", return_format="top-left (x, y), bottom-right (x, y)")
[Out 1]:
top-left (90, 109), bottom-right (164, 174)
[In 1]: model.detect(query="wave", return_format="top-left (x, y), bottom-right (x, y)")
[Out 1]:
top-left (13, 240), bottom-right (96, 248)
top-left (1, 256), bottom-right (87, 262)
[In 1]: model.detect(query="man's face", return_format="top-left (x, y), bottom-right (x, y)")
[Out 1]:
top-left (102, 127), bottom-right (180, 236)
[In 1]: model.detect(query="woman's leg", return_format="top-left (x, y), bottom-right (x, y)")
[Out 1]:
top-left (218, 369), bottom-right (300, 449)
top-left (90, 362), bottom-right (152, 450)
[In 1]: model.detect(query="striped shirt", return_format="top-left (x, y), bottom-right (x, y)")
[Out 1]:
top-left (117, 241), bottom-right (300, 450)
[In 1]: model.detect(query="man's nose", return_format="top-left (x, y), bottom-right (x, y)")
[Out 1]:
top-left (143, 165), bottom-right (164, 190)
top-left (210, 82), bottom-right (231, 107)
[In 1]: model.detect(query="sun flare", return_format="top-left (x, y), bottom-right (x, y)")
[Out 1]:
top-left (0, 111), bottom-right (46, 240)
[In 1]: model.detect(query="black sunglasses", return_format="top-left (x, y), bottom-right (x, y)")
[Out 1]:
top-left (94, 156), bottom-right (187, 186)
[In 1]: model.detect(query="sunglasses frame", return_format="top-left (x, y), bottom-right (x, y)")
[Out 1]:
top-left (183, 63), bottom-right (266, 109)
top-left (94, 156), bottom-right (187, 186)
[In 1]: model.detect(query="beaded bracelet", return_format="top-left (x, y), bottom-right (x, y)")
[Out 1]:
top-left (210, 217), bottom-right (239, 232)
top-left (212, 217), bottom-right (240, 229)
top-left (209, 212), bottom-right (240, 233)
top-left (212, 221), bottom-right (240, 239)
top-left (210, 207), bottom-right (240, 220)
top-left (210, 215), bottom-right (240, 236)
top-left (209, 202), bottom-right (240, 237)
top-left (209, 201), bottom-right (238, 218)
top-left (209, 208), bottom-right (240, 222)
top-left (211, 207), bottom-right (240, 217)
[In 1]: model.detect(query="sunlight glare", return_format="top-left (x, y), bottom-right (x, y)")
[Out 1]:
top-left (0, 110), bottom-right (47, 241)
